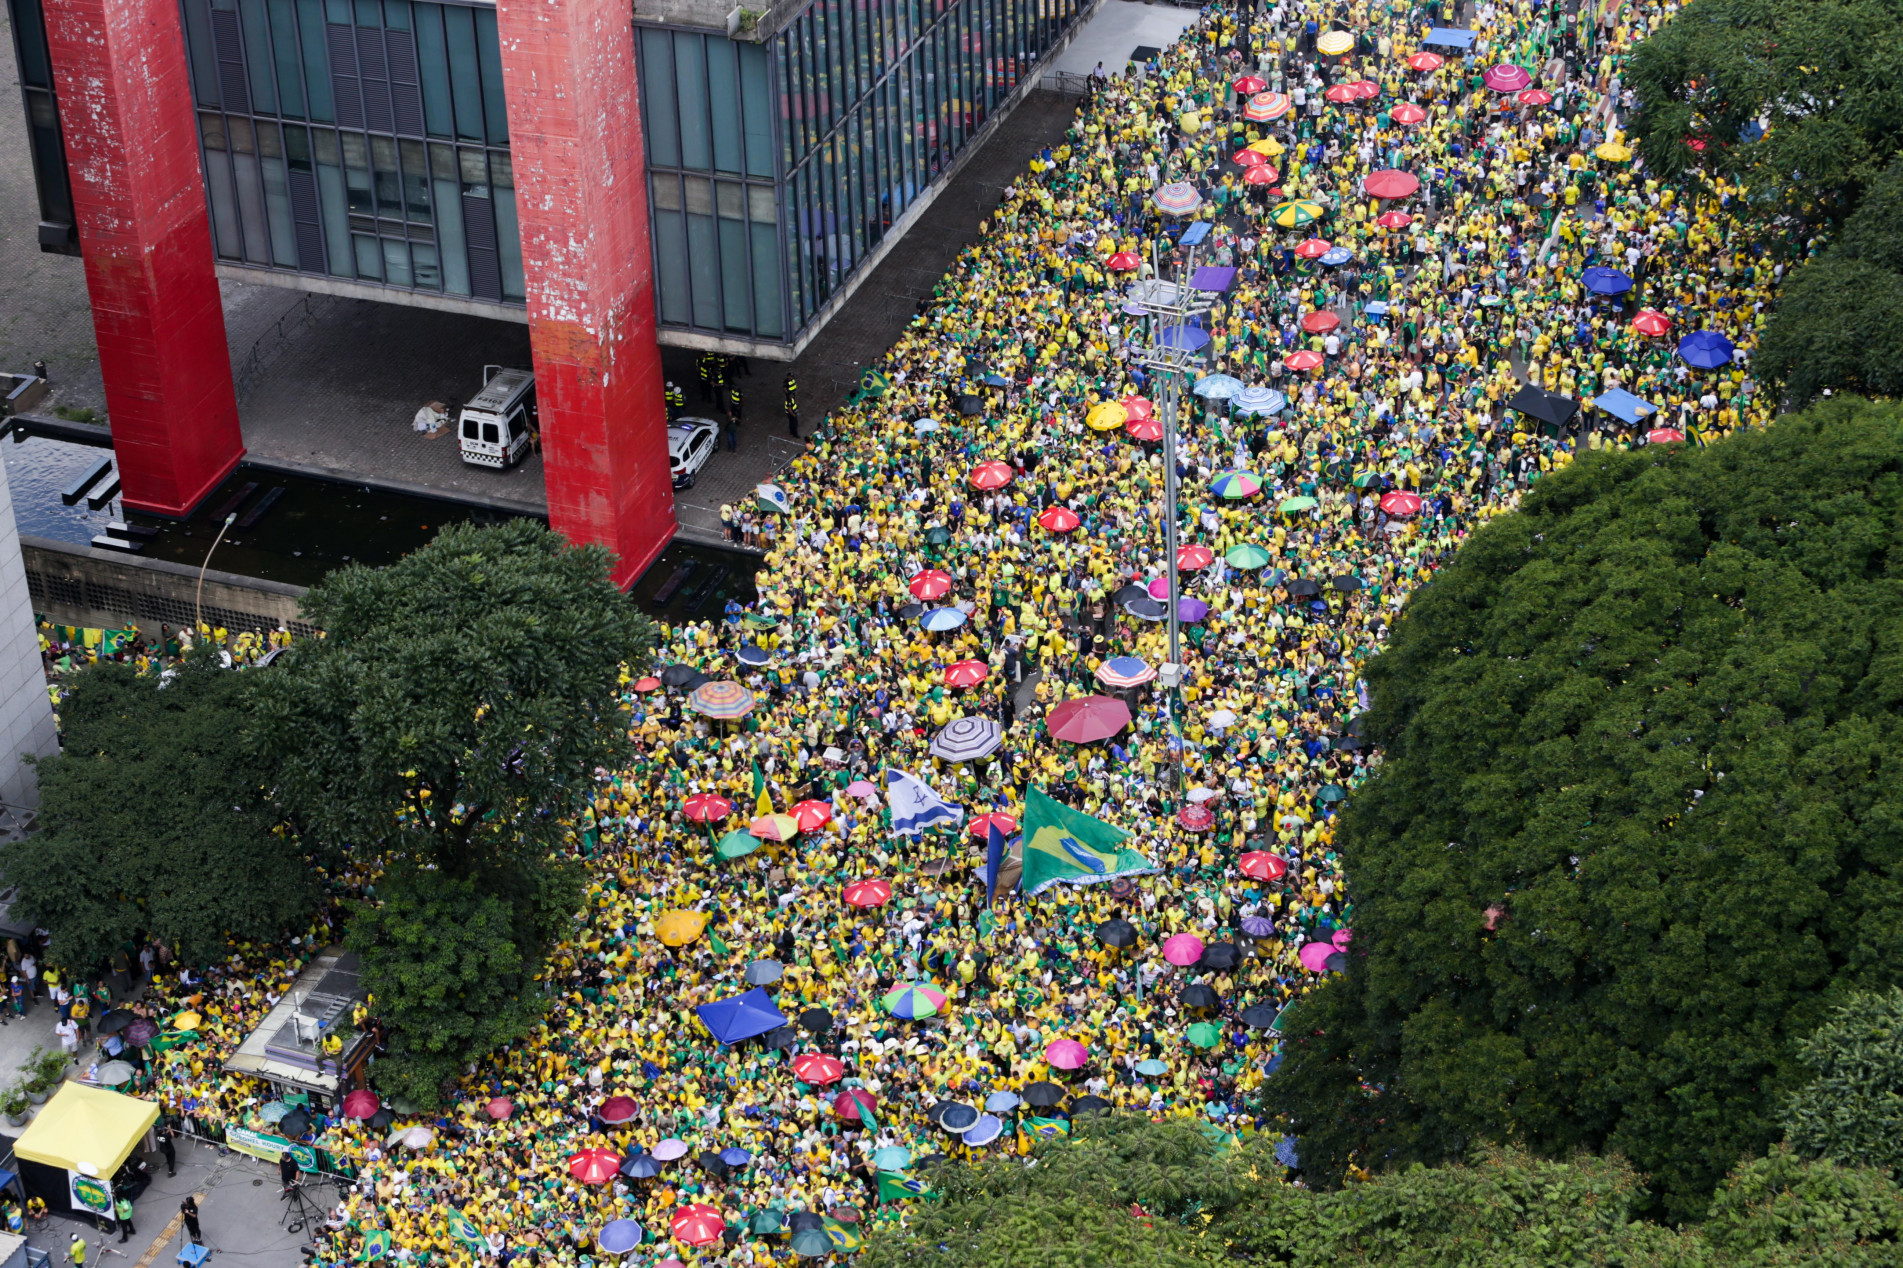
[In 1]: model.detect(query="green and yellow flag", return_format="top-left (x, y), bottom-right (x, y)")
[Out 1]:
top-left (1019, 786), bottom-right (1153, 896)
top-left (876, 1172), bottom-right (931, 1203)
top-left (752, 760), bottom-right (772, 818)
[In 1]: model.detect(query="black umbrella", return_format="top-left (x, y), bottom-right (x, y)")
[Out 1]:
top-left (621, 1154), bottom-right (661, 1179)
top-left (1022, 1081), bottom-right (1065, 1108)
top-left (897, 602), bottom-right (925, 620)
top-left (1200, 942), bottom-right (1242, 971)
top-left (697, 1150), bottom-right (731, 1177)
top-left (957, 394), bottom-right (983, 416)
top-left (96, 1010), bottom-right (135, 1036)
top-left (798, 1008), bottom-right (833, 1034)
top-left (763, 1025), bottom-right (799, 1051)
top-left (1329, 575), bottom-right (1362, 592)
top-left (1095, 918), bottom-right (1138, 949)
top-left (1324, 952), bottom-right (1350, 973)
top-left (1111, 583), bottom-right (1149, 606)
top-left (1125, 596), bottom-right (1168, 620)
top-left (1181, 983), bottom-right (1221, 1011)
top-left (786, 1211), bottom-right (826, 1233)
top-left (1071, 1095), bottom-right (1112, 1115)
top-left (925, 1101), bottom-right (956, 1124)
top-left (1525, 190), bottom-right (1551, 208)
top-left (1344, 713), bottom-right (1365, 736)
top-left (1506, 384), bottom-right (1579, 429)
top-left (279, 1109), bottom-right (312, 1137)
top-left (1332, 736), bottom-right (1363, 752)
top-left (1286, 579), bottom-right (1322, 597)
top-left (368, 1107), bottom-right (396, 1131)
top-left (939, 1103), bottom-right (979, 1132)
top-left (915, 1152), bottom-right (949, 1167)
top-left (1240, 1003), bottom-right (1280, 1030)
top-left (659, 664), bottom-right (700, 687)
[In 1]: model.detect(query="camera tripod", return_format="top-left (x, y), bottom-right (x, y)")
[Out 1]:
top-left (281, 1180), bottom-right (326, 1235)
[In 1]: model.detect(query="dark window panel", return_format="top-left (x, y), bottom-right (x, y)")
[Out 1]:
top-left (386, 29), bottom-right (423, 136)
top-left (327, 23), bottom-right (362, 128)
top-left (238, 0), bottom-right (277, 114)
top-left (211, 7), bottom-right (252, 113)
top-left (356, 25), bottom-right (393, 132)
top-left (462, 188), bottom-right (500, 300)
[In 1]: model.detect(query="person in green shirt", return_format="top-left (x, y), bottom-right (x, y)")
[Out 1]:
top-left (114, 1195), bottom-right (134, 1242)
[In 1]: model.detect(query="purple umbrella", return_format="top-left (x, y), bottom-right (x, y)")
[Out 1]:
top-left (1240, 915), bottom-right (1276, 938)
top-left (1483, 64), bottom-right (1531, 92)
top-left (1178, 598), bottom-right (1210, 623)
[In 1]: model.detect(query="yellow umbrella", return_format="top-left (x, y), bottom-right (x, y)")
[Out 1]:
top-left (171, 1012), bottom-right (201, 1030)
top-left (1247, 137), bottom-right (1285, 158)
top-left (656, 911), bottom-right (710, 948)
top-left (1316, 30), bottom-right (1354, 55)
top-left (1271, 199), bottom-right (1327, 229)
top-left (1086, 402), bottom-right (1127, 431)
top-left (750, 813), bottom-right (800, 841)
top-left (1594, 142), bottom-right (1632, 162)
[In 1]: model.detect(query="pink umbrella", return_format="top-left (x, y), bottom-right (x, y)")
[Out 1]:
top-left (1483, 64), bottom-right (1532, 92)
top-left (1046, 696), bottom-right (1132, 744)
top-left (651, 1139), bottom-right (689, 1161)
top-left (1163, 934), bottom-right (1205, 967)
top-left (1298, 942), bottom-right (1338, 972)
top-left (1045, 1039), bottom-right (1089, 1070)
top-left (845, 779), bottom-right (880, 802)
top-left (1146, 576), bottom-right (1171, 599)
top-left (1332, 928), bottom-right (1354, 949)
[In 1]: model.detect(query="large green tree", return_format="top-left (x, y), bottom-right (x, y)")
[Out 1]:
top-left (1267, 399), bottom-right (1903, 1218)
top-left (0, 654), bottom-right (315, 970)
top-left (1781, 987), bottom-right (1903, 1178)
top-left (253, 520), bottom-right (653, 1102)
top-left (1626, 0), bottom-right (1903, 228)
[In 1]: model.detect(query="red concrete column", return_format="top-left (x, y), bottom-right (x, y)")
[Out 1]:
top-left (497, 0), bottom-right (673, 588)
top-left (43, 0), bottom-right (244, 516)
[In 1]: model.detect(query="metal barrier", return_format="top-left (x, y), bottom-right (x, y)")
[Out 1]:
top-left (1041, 69), bottom-right (1093, 96)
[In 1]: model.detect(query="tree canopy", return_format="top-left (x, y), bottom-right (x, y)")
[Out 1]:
top-left (1267, 398), bottom-right (1903, 1218)
top-left (1782, 987), bottom-right (1903, 1178)
top-left (0, 653), bottom-right (315, 970)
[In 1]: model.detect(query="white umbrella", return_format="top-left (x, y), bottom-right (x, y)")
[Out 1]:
top-left (1208, 709), bottom-right (1238, 728)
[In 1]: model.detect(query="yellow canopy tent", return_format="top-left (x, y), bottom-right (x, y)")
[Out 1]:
top-left (16, 1083), bottom-right (159, 1175)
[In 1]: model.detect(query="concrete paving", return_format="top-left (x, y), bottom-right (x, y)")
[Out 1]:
top-left (1050, 0), bottom-right (1203, 76)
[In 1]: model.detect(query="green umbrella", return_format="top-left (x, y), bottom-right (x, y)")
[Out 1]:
top-left (923, 526), bottom-right (951, 546)
top-left (790, 1228), bottom-right (832, 1257)
top-left (1225, 544), bottom-right (1272, 570)
top-left (1318, 785), bottom-right (1347, 803)
top-left (1277, 496), bottom-right (1318, 513)
top-left (1186, 1021), bottom-right (1223, 1049)
top-left (748, 1211), bottom-right (783, 1236)
top-left (1351, 470), bottom-right (1387, 488)
top-left (1134, 1058), bottom-right (1169, 1076)
top-left (717, 830), bottom-right (763, 859)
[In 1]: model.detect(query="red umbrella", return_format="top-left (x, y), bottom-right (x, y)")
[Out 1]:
top-left (1232, 75), bottom-right (1267, 94)
top-left (1632, 309), bottom-right (1672, 337)
top-left (1517, 88), bottom-right (1553, 106)
top-left (908, 569), bottom-right (953, 600)
top-left (569, 1148), bottom-right (621, 1185)
top-left (1285, 350), bottom-right (1324, 371)
top-left (1232, 147), bottom-right (1269, 167)
top-left (1046, 695), bottom-right (1132, 743)
top-left (833, 1089), bottom-right (878, 1122)
top-left (1106, 250), bottom-right (1141, 271)
top-left (341, 1090), bottom-right (380, 1119)
top-left (485, 1096), bottom-right (514, 1120)
top-left (1685, 135), bottom-right (1708, 152)
top-left (1240, 851), bottom-right (1289, 881)
top-left (943, 660), bottom-right (989, 688)
top-left (1323, 83), bottom-right (1359, 104)
top-left (1364, 169), bottom-right (1419, 199)
top-left (1380, 491), bottom-right (1423, 516)
top-left (633, 676), bottom-right (662, 692)
top-left (1125, 415), bottom-right (1164, 442)
top-left (789, 799), bottom-right (834, 831)
top-left (1301, 310), bottom-right (1340, 334)
top-left (1294, 237), bottom-right (1332, 260)
top-left (1121, 395), bottom-right (1154, 419)
top-left (843, 878), bottom-right (892, 908)
top-left (1405, 51), bottom-right (1444, 71)
top-left (1375, 210), bottom-right (1413, 228)
top-left (1345, 79), bottom-right (1380, 100)
top-left (968, 812), bottom-right (1018, 839)
top-left (1177, 544), bottom-right (1215, 571)
top-left (1243, 164), bottom-right (1280, 187)
top-left (599, 1095), bottom-right (637, 1124)
top-left (683, 793), bottom-right (733, 823)
top-left (969, 460), bottom-right (1014, 490)
top-left (1391, 102), bottom-right (1427, 125)
top-left (1037, 506), bottom-right (1081, 532)
top-left (792, 1053), bottom-right (845, 1085)
top-left (670, 1205), bottom-right (726, 1246)
top-left (1176, 804), bottom-right (1215, 832)
top-left (1646, 427), bottom-right (1687, 444)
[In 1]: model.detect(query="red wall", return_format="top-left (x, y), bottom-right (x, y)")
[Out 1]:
top-left (497, 0), bottom-right (674, 588)
top-left (43, 0), bottom-right (244, 517)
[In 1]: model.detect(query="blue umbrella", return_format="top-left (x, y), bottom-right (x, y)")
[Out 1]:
top-left (719, 1147), bottom-right (752, 1168)
top-left (1589, 388), bottom-right (1658, 425)
top-left (620, 1153), bottom-right (661, 1178)
top-left (1581, 266), bottom-right (1632, 295)
top-left (939, 1103), bottom-right (980, 1131)
top-left (735, 645), bottom-right (770, 666)
top-left (920, 608), bottom-right (967, 632)
top-left (1193, 373), bottom-right (1244, 399)
top-left (1158, 324), bottom-right (1211, 351)
top-left (980, 372), bottom-right (1008, 387)
top-left (871, 1145), bottom-right (912, 1170)
top-left (1233, 386), bottom-right (1287, 417)
top-left (597, 1220), bottom-right (643, 1255)
top-left (1365, 299), bottom-right (1391, 316)
top-left (1677, 330), bottom-right (1735, 368)
top-left (984, 1091), bottom-right (1021, 1112)
top-left (1317, 247), bottom-right (1353, 266)
top-left (961, 1114), bottom-right (1004, 1146)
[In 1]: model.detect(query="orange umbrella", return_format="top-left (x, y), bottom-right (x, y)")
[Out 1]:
top-left (633, 676), bottom-right (662, 692)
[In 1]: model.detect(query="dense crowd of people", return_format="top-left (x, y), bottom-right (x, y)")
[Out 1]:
top-left (61, 0), bottom-right (1785, 1264)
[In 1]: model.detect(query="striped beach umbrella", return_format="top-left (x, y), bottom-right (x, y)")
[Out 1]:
top-left (1096, 656), bottom-right (1157, 689)
top-left (1243, 91), bottom-right (1290, 122)
top-left (881, 983), bottom-right (948, 1019)
top-left (1316, 29), bottom-right (1354, 55)
top-left (930, 715), bottom-right (1002, 761)
top-left (1272, 199), bottom-right (1327, 228)
top-left (688, 680), bottom-right (755, 719)
top-left (1233, 386), bottom-right (1288, 417)
top-left (1153, 182), bottom-right (1203, 215)
top-left (1208, 470), bottom-right (1263, 499)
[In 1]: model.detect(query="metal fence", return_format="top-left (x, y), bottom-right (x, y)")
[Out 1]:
top-left (1041, 69), bottom-right (1093, 96)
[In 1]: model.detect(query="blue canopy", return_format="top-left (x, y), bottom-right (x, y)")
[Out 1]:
top-left (1189, 265), bottom-right (1237, 293)
top-left (1590, 388), bottom-right (1658, 425)
top-left (1424, 26), bottom-right (1476, 48)
top-left (1158, 324), bottom-right (1211, 352)
top-left (1581, 266), bottom-right (1633, 296)
top-left (696, 987), bottom-right (789, 1045)
top-left (1678, 330), bottom-right (1735, 368)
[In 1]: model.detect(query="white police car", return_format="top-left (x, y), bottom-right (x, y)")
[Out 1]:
top-left (669, 418), bottom-right (719, 489)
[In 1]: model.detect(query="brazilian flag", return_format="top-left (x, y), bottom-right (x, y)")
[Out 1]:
top-left (877, 1172), bottom-right (931, 1203)
top-left (1021, 1116), bottom-right (1071, 1141)
top-left (1019, 787), bottom-right (1154, 896)
top-left (359, 1229), bottom-right (393, 1261)
top-left (446, 1213), bottom-right (484, 1251)
top-left (824, 1219), bottom-right (864, 1252)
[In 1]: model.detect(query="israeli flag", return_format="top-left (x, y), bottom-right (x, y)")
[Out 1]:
top-left (887, 768), bottom-right (964, 837)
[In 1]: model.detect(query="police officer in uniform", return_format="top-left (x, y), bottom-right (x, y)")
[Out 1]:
top-left (783, 374), bottom-right (800, 437)
top-left (725, 383), bottom-right (743, 450)
top-left (695, 351), bottom-right (719, 402)
top-left (665, 380), bottom-right (684, 422)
